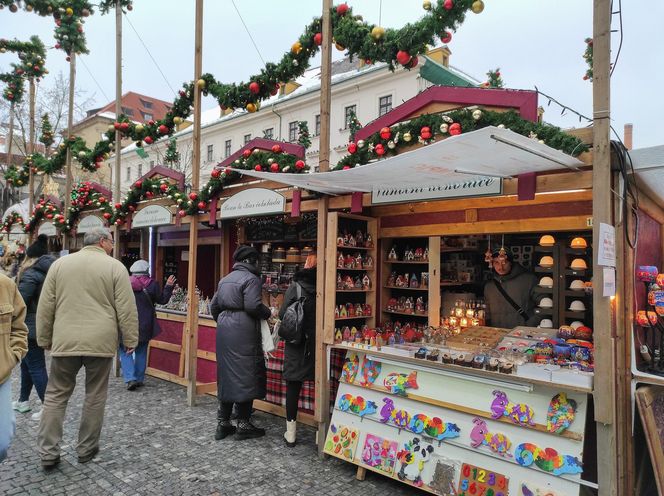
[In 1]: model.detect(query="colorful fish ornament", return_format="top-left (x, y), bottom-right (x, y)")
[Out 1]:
top-left (341, 354), bottom-right (360, 384)
top-left (546, 393), bottom-right (577, 434)
top-left (383, 371), bottom-right (418, 396)
top-left (359, 357), bottom-right (382, 386)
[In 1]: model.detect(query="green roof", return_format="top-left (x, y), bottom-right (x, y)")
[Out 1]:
top-left (420, 56), bottom-right (477, 87)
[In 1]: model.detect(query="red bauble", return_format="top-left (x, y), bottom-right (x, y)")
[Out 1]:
top-left (148, 120), bottom-right (155, 126)
top-left (254, 165), bottom-right (262, 171)
top-left (46, 214), bottom-right (54, 220)
top-left (189, 192), bottom-right (198, 201)
top-left (420, 126), bottom-right (431, 137)
top-left (249, 82), bottom-right (260, 94)
top-left (443, 0), bottom-right (454, 9)
top-left (197, 201), bottom-right (206, 210)
top-left (375, 144), bottom-right (385, 156)
top-left (407, 56), bottom-right (419, 69)
top-left (115, 202), bottom-right (122, 209)
top-left (120, 122), bottom-right (129, 132)
top-left (313, 33), bottom-right (322, 46)
top-left (98, 196), bottom-right (106, 203)
top-left (270, 163), bottom-right (279, 172)
top-left (134, 180), bottom-right (143, 188)
top-left (343, 166), bottom-right (351, 170)
top-left (178, 210), bottom-right (186, 217)
top-left (211, 169), bottom-right (221, 178)
top-left (336, 3), bottom-right (349, 15)
top-left (113, 122), bottom-right (121, 130)
top-left (449, 123), bottom-right (462, 136)
top-left (103, 212), bottom-right (111, 219)
top-left (347, 142), bottom-right (357, 154)
top-left (128, 206), bottom-right (135, 212)
top-left (243, 149), bottom-right (252, 159)
top-left (295, 160), bottom-right (305, 170)
top-left (160, 183), bottom-right (168, 192)
top-left (379, 127), bottom-right (391, 140)
top-left (441, 31), bottom-right (452, 44)
top-left (158, 124), bottom-right (169, 134)
top-left (116, 219), bottom-right (124, 225)
top-left (179, 90), bottom-right (187, 98)
top-left (271, 144), bottom-right (282, 154)
top-left (396, 50), bottom-right (411, 66)
top-left (225, 167), bottom-right (233, 175)
top-left (146, 191), bottom-right (154, 199)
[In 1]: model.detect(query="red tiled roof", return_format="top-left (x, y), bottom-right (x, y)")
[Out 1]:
top-left (96, 91), bottom-right (172, 123)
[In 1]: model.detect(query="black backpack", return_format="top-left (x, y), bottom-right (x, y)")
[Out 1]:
top-left (278, 283), bottom-right (306, 345)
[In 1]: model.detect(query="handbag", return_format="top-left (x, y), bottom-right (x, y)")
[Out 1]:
top-left (260, 319), bottom-right (277, 353)
top-left (278, 283), bottom-right (306, 345)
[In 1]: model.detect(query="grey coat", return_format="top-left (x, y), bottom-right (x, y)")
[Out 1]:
top-left (484, 263), bottom-right (541, 329)
top-left (210, 262), bottom-right (271, 403)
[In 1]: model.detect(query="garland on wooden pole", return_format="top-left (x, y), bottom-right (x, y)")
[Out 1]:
top-left (583, 38), bottom-right (593, 81)
top-left (0, 36), bottom-right (47, 103)
top-left (24, 196), bottom-right (60, 233)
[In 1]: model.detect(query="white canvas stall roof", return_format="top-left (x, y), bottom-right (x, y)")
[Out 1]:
top-left (228, 126), bottom-right (585, 196)
top-left (628, 144), bottom-right (664, 207)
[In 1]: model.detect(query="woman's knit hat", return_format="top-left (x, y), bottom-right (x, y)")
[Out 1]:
top-left (233, 245), bottom-right (258, 263)
top-left (26, 234), bottom-right (48, 258)
top-left (129, 259), bottom-right (150, 275)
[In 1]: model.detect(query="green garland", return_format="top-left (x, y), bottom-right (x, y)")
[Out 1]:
top-left (481, 68), bottom-right (504, 88)
top-left (583, 38), bottom-right (593, 81)
top-left (297, 121), bottom-right (311, 149)
top-left (97, 0), bottom-right (132, 15)
top-left (333, 108), bottom-right (589, 170)
top-left (60, 181), bottom-right (113, 232)
top-left (24, 196), bottom-right (60, 233)
top-left (0, 36), bottom-right (47, 103)
top-left (347, 109), bottom-right (362, 142)
top-left (0, 211), bottom-right (25, 233)
top-left (39, 113), bottom-right (55, 147)
top-left (111, 177), bottom-right (184, 225)
top-left (163, 138), bottom-right (179, 165)
top-left (4, 163), bottom-right (29, 186)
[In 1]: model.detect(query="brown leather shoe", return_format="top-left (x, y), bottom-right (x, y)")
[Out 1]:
top-left (78, 446), bottom-right (99, 464)
top-left (41, 456), bottom-right (60, 470)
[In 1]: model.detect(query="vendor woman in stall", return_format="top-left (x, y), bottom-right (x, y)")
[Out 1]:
top-left (484, 246), bottom-right (542, 329)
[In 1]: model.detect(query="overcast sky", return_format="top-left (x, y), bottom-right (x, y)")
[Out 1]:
top-left (1, 1), bottom-right (661, 149)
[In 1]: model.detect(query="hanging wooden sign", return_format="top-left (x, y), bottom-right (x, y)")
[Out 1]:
top-left (77, 215), bottom-right (104, 233)
top-left (132, 204), bottom-right (172, 228)
top-left (220, 188), bottom-right (285, 219)
top-left (37, 222), bottom-right (57, 237)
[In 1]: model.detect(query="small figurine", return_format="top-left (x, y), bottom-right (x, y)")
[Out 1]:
top-left (387, 298), bottom-right (397, 311)
top-left (346, 302), bottom-right (355, 316)
top-left (344, 275), bottom-right (354, 289)
top-left (415, 297), bottom-right (425, 314)
top-left (343, 232), bottom-right (350, 246)
top-left (335, 306), bottom-right (341, 318)
top-left (366, 234), bottom-right (374, 248)
top-left (387, 271), bottom-right (397, 287)
top-left (353, 327), bottom-right (362, 342)
top-left (364, 255), bottom-right (374, 268)
top-left (337, 273), bottom-right (343, 290)
top-left (404, 297), bottom-right (415, 314)
top-left (355, 230), bottom-right (364, 247)
top-left (395, 275), bottom-right (405, 288)
top-left (410, 273), bottom-right (419, 288)
top-left (348, 234), bottom-right (357, 247)
top-left (388, 247), bottom-right (399, 261)
top-left (362, 274), bottom-right (371, 290)
top-left (336, 236), bottom-right (344, 246)
top-left (342, 326), bottom-right (352, 341)
top-left (355, 303), bottom-right (364, 317)
top-left (334, 328), bottom-right (343, 343)
top-left (421, 272), bottom-right (429, 289)
top-left (355, 253), bottom-right (363, 268)
top-left (345, 255), bottom-right (355, 269)
top-left (423, 247), bottom-right (429, 261)
top-left (339, 305), bottom-right (348, 318)
top-left (397, 297), bottom-right (406, 312)
top-left (414, 248), bottom-right (423, 261)
top-left (337, 253), bottom-right (345, 268)
top-left (364, 304), bottom-right (372, 316)
top-left (354, 276), bottom-right (363, 289)
top-left (405, 248), bottom-right (415, 261)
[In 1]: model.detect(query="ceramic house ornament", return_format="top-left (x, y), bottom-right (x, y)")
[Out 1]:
top-left (362, 274), bottom-right (371, 290)
top-left (414, 247), bottom-right (423, 261)
top-left (423, 247), bottom-right (429, 261)
top-left (410, 273), bottom-right (419, 288)
top-left (364, 255), bottom-right (374, 268)
top-left (355, 253), bottom-right (363, 268)
top-left (337, 253), bottom-right (345, 268)
top-left (355, 230), bottom-right (364, 246)
top-left (366, 234), bottom-right (374, 248)
top-left (388, 246), bottom-right (399, 260)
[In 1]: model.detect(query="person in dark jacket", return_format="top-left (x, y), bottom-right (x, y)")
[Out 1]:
top-left (210, 245), bottom-right (271, 441)
top-left (484, 247), bottom-right (542, 329)
top-left (13, 235), bottom-right (55, 421)
top-left (279, 254), bottom-right (316, 447)
top-left (120, 260), bottom-right (175, 391)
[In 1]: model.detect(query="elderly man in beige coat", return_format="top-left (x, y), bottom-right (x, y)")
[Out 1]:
top-left (36, 227), bottom-right (138, 468)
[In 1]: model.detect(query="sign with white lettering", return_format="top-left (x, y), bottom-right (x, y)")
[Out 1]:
top-left (132, 204), bottom-right (172, 228)
top-left (78, 215), bottom-right (104, 233)
top-left (220, 188), bottom-right (285, 219)
top-left (371, 176), bottom-right (502, 204)
top-left (37, 222), bottom-right (57, 237)
top-left (8, 224), bottom-right (24, 241)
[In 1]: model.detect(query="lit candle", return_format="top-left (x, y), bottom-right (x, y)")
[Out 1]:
top-left (460, 317), bottom-right (468, 328)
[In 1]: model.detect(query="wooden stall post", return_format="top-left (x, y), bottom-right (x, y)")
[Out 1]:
top-left (112, 0), bottom-right (122, 260)
top-left (28, 78), bottom-right (36, 222)
top-left (185, 0), bottom-right (204, 407)
top-left (315, 0), bottom-right (332, 456)
top-left (592, 0), bottom-right (618, 492)
top-left (63, 53), bottom-right (76, 249)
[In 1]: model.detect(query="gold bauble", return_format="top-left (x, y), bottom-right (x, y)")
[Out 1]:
top-left (371, 26), bottom-right (385, 41)
top-left (335, 42), bottom-right (345, 51)
top-left (403, 132), bottom-right (412, 142)
top-left (173, 117), bottom-right (182, 125)
top-left (471, 0), bottom-right (484, 14)
top-left (135, 124), bottom-right (144, 133)
top-left (65, 7), bottom-right (73, 15)
top-left (196, 79), bottom-right (206, 89)
top-left (423, 0), bottom-right (432, 10)
top-left (246, 103), bottom-right (257, 113)
top-left (291, 41), bottom-right (302, 54)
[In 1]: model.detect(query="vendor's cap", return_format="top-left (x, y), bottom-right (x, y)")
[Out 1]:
top-left (570, 237), bottom-right (588, 249)
top-left (570, 258), bottom-right (588, 270)
top-left (539, 255), bottom-right (554, 268)
top-left (569, 279), bottom-right (585, 290)
top-left (539, 276), bottom-right (554, 288)
top-left (130, 259), bottom-right (150, 274)
top-left (539, 297), bottom-right (554, 308)
top-left (539, 234), bottom-right (555, 247)
top-left (569, 300), bottom-right (586, 311)
top-left (491, 247), bottom-right (513, 261)
top-left (539, 319), bottom-right (553, 328)
top-left (233, 245), bottom-right (259, 262)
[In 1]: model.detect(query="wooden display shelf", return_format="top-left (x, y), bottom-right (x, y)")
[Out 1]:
top-left (533, 308), bottom-right (554, 315)
top-left (565, 310), bottom-right (589, 318)
top-left (336, 289), bottom-right (374, 293)
top-left (382, 310), bottom-right (428, 317)
top-left (534, 287), bottom-right (554, 293)
top-left (384, 285), bottom-right (428, 291)
top-left (534, 266), bottom-right (554, 273)
top-left (383, 259), bottom-right (429, 264)
top-left (335, 315), bottom-right (372, 321)
top-left (440, 247), bottom-right (478, 253)
top-left (336, 245), bottom-right (372, 251)
top-left (565, 290), bottom-right (592, 297)
top-left (440, 281), bottom-right (477, 286)
top-left (565, 247), bottom-right (589, 254)
top-left (534, 245), bottom-right (555, 252)
top-left (336, 267), bottom-right (374, 271)
top-left (565, 268), bottom-right (589, 276)
top-left (246, 238), bottom-right (317, 244)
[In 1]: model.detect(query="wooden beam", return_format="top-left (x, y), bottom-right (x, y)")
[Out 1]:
top-left (380, 215), bottom-right (592, 238)
top-left (196, 382), bottom-right (217, 395)
top-left (464, 209), bottom-right (478, 223)
top-left (638, 191), bottom-right (664, 225)
top-left (28, 78), bottom-right (35, 225)
top-left (112, 0), bottom-right (122, 259)
top-left (149, 340), bottom-right (181, 353)
top-left (428, 237), bottom-right (441, 327)
top-left (592, 0), bottom-right (618, 493)
top-left (63, 53), bottom-right (76, 250)
top-left (252, 399), bottom-right (318, 427)
top-left (185, 0), bottom-right (204, 407)
top-left (146, 367), bottom-right (189, 386)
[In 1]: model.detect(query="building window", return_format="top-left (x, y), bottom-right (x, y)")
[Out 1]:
top-left (137, 164), bottom-right (142, 178)
top-left (315, 114), bottom-right (321, 136)
top-left (225, 140), bottom-right (231, 158)
top-left (264, 128), bottom-right (274, 139)
top-left (244, 134), bottom-right (252, 144)
top-left (207, 144), bottom-right (214, 162)
top-left (126, 167), bottom-right (131, 181)
top-left (140, 99), bottom-right (153, 109)
top-left (121, 107), bottom-right (134, 117)
top-left (150, 160), bottom-right (154, 167)
top-left (344, 105), bottom-right (357, 129)
top-left (142, 112), bottom-right (153, 121)
top-left (288, 121), bottom-right (298, 142)
top-left (379, 95), bottom-right (392, 117)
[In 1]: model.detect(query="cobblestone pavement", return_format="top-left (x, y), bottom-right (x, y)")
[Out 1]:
top-left (0, 366), bottom-right (412, 496)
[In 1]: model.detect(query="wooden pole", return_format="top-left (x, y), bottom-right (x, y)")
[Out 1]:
top-left (63, 53), bottom-right (76, 250)
top-left (113, 0), bottom-right (122, 259)
top-left (6, 103), bottom-right (15, 187)
top-left (185, 0), bottom-right (204, 406)
top-left (315, 0), bottom-right (332, 456)
top-left (592, 0), bottom-right (618, 493)
top-left (28, 78), bottom-right (36, 222)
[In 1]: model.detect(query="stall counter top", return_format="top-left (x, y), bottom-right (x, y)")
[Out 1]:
top-left (329, 343), bottom-right (593, 394)
top-left (156, 310), bottom-right (216, 327)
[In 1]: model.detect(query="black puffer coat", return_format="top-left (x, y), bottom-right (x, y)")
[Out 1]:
top-left (18, 255), bottom-right (56, 341)
top-left (279, 268), bottom-right (316, 382)
top-left (210, 262), bottom-right (271, 403)
top-left (484, 263), bottom-right (541, 329)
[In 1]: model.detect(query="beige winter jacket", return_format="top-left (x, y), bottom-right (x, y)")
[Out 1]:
top-left (0, 273), bottom-right (28, 385)
top-left (37, 246), bottom-right (138, 357)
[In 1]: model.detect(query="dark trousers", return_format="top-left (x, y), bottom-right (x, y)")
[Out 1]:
top-left (19, 339), bottom-right (48, 403)
top-left (286, 380), bottom-right (303, 421)
top-left (219, 401), bottom-right (252, 421)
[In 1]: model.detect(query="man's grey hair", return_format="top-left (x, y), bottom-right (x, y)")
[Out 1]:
top-left (83, 227), bottom-right (112, 246)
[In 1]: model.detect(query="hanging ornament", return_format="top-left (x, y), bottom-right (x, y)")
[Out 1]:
top-left (380, 127), bottom-right (391, 140)
top-left (196, 79), bottom-right (206, 89)
top-left (189, 192), bottom-right (198, 201)
top-left (396, 51), bottom-right (411, 66)
top-left (197, 201), bottom-right (206, 210)
top-left (485, 235), bottom-right (493, 267)
top-left (449, 123), bottom-right (462, 136)
top-left (443, 0), bottom-right (454, 10)
top-left (439, 123), bottom-right (449, 134)
top-left (403, 132), bottom-right (412, 142)
top-left (271, 144), bottom-right (282, 153)
top-left (441, 31), bottom-right (452, 44)
top-left (249, 82), bottom-right (260, 94)
top-left (407, 57), bottom-right (419, 69)
top-left (291, 41), bottom-right (303, 54)
top-left (387, 140), bottom-right (396, 149)
top-left (313, 33), bottom-right (323, 46)
top-left (371, 26), bottom-right (385, 41)
top-left (295, 160), bottom-right (306, 170)
top-left (254, 164), bottom-right (262, 171)
top-left (336, 3), bottom-right (349, 15)
top-left (158, 124), bottom-right (169, 135)
top-left (335, 42), bottom-right (346, 51)
top-left (243, 150), bottom-right (252, 158)
top-left (423, 0), bottom-right (432, 10)
top-left (347, 142), bottom-right (358, 154)
top-left (375, 144), bottom-right (385, 156)
top-left (211, 169), bottom-right (221, 178)
top-left (357, 140), bottom-right (365, 148)
top-left (472, 109), bottom-right (483, 120)
top-left (471, 0), bottom-right (485, 14)
top-left (442, 115), bottom-right (453, 123)
top-left (270, 163), bottom-right (279, 172)
top-left (246, 103), bottom-right (257, 113)
top-left (420, 126), bottom-right (432, 140)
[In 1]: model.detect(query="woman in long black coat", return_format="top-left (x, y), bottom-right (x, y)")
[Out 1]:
top-left (279, 254), bottom-right (317, 447)
top-left (210, 245), bottom-right (271, 441)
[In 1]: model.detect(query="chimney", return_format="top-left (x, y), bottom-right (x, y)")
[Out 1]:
top-left (624, 123), bottom-right (633, 150)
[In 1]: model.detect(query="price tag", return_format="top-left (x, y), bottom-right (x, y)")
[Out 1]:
top-left (457, 463), bottom-right (509, 496)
